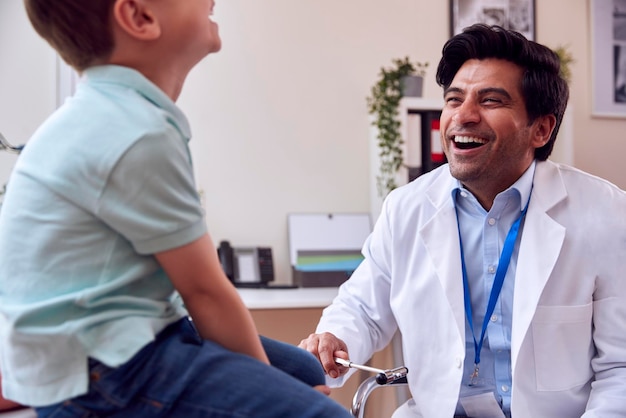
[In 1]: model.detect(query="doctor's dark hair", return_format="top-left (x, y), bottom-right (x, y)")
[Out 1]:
top-left (436, 24), bottom-right (569, 161)
top-left (23, 0), bottom-right (117, 72)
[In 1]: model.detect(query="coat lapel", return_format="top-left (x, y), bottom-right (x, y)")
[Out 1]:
top-left (510, 161), bottom-right (567, 372)
top-left (416, 162), bottom-right (568, 368)
top-left (419, 172), bottom-right (466, 340)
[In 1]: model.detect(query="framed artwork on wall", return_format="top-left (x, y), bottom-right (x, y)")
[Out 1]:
top-left (591, 0), bottom-right (626, 118)
top-left (450, 0), bottom-right (535, 41)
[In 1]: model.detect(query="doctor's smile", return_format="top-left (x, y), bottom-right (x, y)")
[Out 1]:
top-left (446, 132), bottom-right (494, 154)
top-left (452, 135), bottom-right (489, 148)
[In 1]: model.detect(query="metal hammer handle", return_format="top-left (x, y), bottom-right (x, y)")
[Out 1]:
top-left (334, 358), bottom-right (408, 385)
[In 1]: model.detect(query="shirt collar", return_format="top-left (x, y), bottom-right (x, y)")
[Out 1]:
top-left (452, 160), bottom-right (536, 212)
top-left (81, 65), bottom-right (192, 141)
top-left (513, 160), bottom-right (536, 211)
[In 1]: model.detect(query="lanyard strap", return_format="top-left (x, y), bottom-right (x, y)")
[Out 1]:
top-left (455, 193), bottom-right (531, 370)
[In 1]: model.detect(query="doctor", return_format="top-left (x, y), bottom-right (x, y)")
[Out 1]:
top-left (300, 24), bottom-right (626, 418)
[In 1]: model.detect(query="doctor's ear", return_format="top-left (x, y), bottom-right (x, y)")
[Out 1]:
top-left (531, 114), bottom-right (557, 149)
top-left (112, 0), bottom-right (161, 41)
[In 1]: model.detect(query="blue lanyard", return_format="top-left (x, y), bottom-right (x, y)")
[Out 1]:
top-left (455, 192), bottom-right (531, 384)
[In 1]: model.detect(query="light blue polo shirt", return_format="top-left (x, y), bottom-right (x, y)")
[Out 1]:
top-left (0, 65), bottom-right (207, 406)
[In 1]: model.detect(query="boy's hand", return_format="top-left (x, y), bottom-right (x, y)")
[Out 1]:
top-left (314, 385), bottom-right (331, 396)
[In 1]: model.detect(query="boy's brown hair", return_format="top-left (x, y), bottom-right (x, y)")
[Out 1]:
top-left (24, 0), bottom-right (117, 72)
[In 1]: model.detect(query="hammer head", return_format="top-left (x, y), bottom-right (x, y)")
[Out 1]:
top-left (375, 366), bottom-right (408, 385)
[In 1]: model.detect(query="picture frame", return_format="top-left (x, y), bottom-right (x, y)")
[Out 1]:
top-left (450, 0), bottom-right (535, 41)
top-left (591, 0), bottom-right (626, 118)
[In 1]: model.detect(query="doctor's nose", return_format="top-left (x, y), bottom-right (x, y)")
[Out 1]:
top-left (452, 100), bottom-right (481, 126)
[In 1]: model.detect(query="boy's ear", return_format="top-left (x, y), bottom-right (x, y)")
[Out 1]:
top-left (112, 0), bottom-right (161, 40)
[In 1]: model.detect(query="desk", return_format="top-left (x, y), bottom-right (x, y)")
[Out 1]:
top-left (237, 287), bottom-right (339, 310)
top-left (237, 287), bottom-right (399, 417)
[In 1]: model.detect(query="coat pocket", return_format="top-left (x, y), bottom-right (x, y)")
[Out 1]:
top-left (531, 303), bottom-right (594, 391)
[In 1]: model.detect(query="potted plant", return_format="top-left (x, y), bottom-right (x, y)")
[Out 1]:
top-left (554, 45), bottom-right (574, 85)
top-left (367, 57), bottom-right (428, 197)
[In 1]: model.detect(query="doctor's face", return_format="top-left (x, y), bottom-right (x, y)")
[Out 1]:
top-left (440, 58), bottom-right (547, 205)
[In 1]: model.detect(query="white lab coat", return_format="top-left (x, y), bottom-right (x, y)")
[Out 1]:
top-left (317, 160), bottom-right (626, 418)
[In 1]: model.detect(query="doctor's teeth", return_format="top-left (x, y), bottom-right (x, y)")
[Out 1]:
top-left (454, 136), bottom-right (487, 144)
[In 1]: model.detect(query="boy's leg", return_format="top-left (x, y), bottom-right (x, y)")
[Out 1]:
top-left (260, 335), bottom-right (327, 387)
top-left (36, 318), bottom-right (352, 418)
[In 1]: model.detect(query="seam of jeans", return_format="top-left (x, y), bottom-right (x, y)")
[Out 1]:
top-left (41, 401), bottom-right (97, 418)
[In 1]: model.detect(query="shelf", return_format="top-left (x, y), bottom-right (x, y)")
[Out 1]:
top-left (399, 97), bottom-right (444, 111)
top-left (369, 97), bottom-right (444, 221)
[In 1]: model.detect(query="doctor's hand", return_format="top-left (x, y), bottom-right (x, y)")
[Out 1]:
top-left (299, 332), bottom-right (349, 379)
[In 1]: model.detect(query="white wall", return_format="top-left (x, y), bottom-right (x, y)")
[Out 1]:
top-left (537, 0), bottom-right (626, 186)
top-left (0, 1), bottom-right (56, 188)
top-left (1, 1), bottom-right (625, 284)
top-left (178, 0), bottom-right (449, 282)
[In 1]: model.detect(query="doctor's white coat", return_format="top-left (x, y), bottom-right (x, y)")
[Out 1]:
top-left (317, 160), bottom-right (626, 418)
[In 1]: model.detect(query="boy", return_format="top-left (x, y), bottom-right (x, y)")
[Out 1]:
top-left (0, 1), bottom-right (352, 417)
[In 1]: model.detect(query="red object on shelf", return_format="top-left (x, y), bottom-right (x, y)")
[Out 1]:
top-left (430, 119), bottom-right (444, 163)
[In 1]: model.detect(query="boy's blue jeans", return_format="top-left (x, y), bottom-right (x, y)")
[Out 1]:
top-left (35, 317), bottom-right (351, 417)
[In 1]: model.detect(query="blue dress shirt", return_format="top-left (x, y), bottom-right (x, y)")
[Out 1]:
top-left (453, 162), bottom-right (535, 416)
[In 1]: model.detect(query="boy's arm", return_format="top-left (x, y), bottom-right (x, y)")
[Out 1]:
top-left (155, 234), bottom-right (270, 365)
